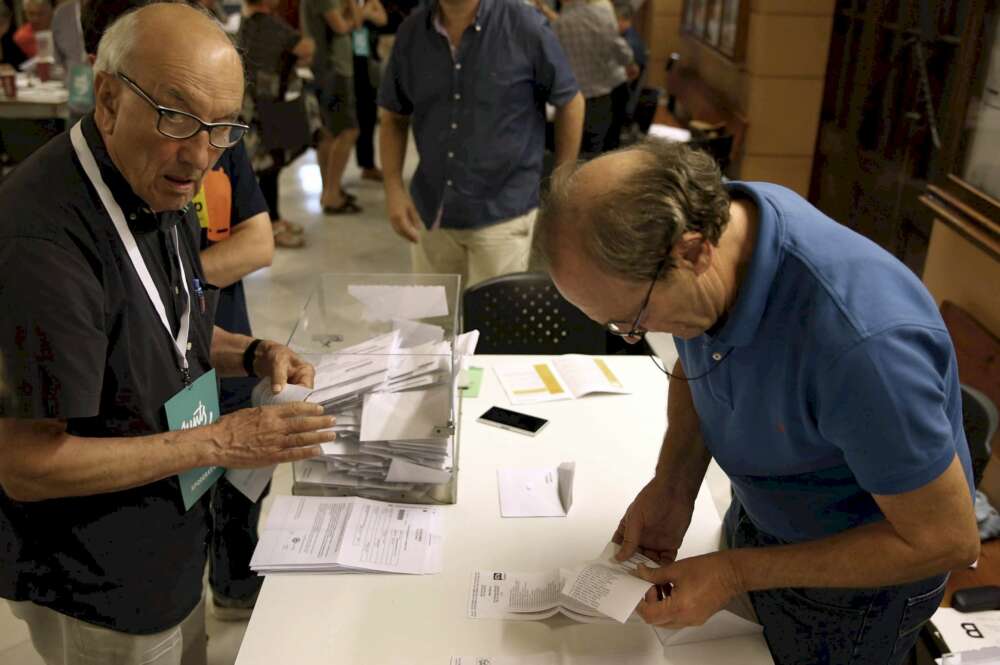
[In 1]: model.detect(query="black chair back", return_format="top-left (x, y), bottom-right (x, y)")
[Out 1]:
top-left (963, 384), bottom-right (1000, 488)
top-left (462, 272), bottom-right (607, 354)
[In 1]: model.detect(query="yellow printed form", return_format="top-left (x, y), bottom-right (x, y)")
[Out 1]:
top-left (593, 359), bottom-right (623, 388)
top-left (496, 362), bottom-right (572, 405)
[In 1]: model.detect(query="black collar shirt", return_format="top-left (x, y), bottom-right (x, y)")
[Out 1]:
top-left (0, 115), bottom-right (218, 634)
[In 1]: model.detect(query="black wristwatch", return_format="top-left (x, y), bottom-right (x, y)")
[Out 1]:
top-left (243, 339), bottom-right (263, 377)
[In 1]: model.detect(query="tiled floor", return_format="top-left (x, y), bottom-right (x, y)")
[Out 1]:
top-left (0, 140), bottom-right (731, 664)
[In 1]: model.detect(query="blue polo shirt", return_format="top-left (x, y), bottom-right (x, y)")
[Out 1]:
top-left (675, 182), bottom-right (974, 543)
top-left (377, 0), bottom-right (579, 230)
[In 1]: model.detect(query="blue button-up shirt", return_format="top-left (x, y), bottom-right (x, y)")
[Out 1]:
top-left (675, 182), bottom-right (974, 543)
top-left (378, 0), bottom-right (579, 230)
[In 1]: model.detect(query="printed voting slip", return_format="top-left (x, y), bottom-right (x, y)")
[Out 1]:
top-left (250, 495), bottom-right (443, 574)
top-left (450, 656), bottom-right (558, 665)
top-left (938, 646), bottom-right (1000, 664)
top-left (653, 610), bottom-right (762, 648)
top-left (495, 356), bottom-right (629, 405)
top-left (497, 462), bottom-right (574, 517)
top-left (468, 543), bottom-right (656, 624)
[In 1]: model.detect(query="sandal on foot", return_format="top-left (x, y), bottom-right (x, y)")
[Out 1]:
top-left (323, 199), bottom-right (363, 215)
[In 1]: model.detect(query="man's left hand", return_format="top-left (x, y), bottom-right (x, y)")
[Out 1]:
top-left (253, 341), bottom-right (316, 394)
top-left (633, 552), bottom-right (743, 628)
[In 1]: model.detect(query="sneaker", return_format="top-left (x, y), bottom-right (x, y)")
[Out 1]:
top-left (211, 591), bottom-right (258, 622)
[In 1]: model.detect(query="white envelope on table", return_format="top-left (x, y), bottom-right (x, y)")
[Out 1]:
top-left (497, 462), bottom-right (575, 517)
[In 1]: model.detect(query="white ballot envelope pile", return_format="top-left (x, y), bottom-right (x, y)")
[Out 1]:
top-left (250, 328), bottom-right (479, 496)
top-left (467, 543), bottom-right (657, 624)
top-left (250, 495), bottom-right (444, 575)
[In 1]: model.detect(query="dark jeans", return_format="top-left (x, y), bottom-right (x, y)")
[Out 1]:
top-left (208, 377), bottom-right (270, 602)
top-left (603, 82), bottom-right (631, 152)
top-left (723, 499), bottom-right (947, 665)
top-left (582, 92), bottom-right (613, 156)
top-left (353, 55), bottom-right (378, 170)
top-left (258, 149), bottom-right (287, 221)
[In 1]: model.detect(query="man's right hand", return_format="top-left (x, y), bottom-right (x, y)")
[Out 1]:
top-left (207, 402), bottom-right (334, 468)
top-left (612, 475), bottom-right (697, 564)
top-left (386, 186), bottom-right (423, 243)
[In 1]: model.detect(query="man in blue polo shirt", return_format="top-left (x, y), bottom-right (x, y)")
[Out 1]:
top-left (534, 139), bottom-right (979, 665)
top-left (377, 0), bottom-right (584, 288)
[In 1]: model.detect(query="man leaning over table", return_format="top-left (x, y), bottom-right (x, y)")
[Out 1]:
top-left (534, 139), bottom-right (979, 665)
top-left (378, 0), bottom-right (585, 288)
top-left (0, 5), bottom-right (334, 664)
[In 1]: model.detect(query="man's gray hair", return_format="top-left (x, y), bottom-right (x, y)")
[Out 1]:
top-left (535, 140), bottom-right (731, 282)
top-left (93, 1), bottom-right (231, 75)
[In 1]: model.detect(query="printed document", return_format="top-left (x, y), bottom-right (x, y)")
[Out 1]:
top-left (497, 462), bottom-right (575, 517)
top-left (250, 495), bottom-right (443, 574)
top-left (496, 356), bottom-right (629, 405)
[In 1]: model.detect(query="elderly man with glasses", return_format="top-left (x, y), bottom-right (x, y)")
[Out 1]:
top-left (0, 5), bottom-right (335, 664)
top-left (534, 139), bottom-right (979, 665)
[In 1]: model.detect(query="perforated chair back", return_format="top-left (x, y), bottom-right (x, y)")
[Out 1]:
top-left (963, 384), bottom-right (1000, 488)
top-left (462, 272), bottom-right (608, 354)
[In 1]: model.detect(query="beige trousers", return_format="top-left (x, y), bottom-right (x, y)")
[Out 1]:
top-left (8, 596), bottom-right (207, 665)
top-left (411, 208), bottom-right (536, 289)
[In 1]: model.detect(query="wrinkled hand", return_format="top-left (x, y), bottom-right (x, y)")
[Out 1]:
top-left (634, 552), bottom-right (743, 628)
top-left (253, 341), bottom-right (316, 394)
top-left (209, 402), bottom-right (335, 468)
top-left (613, 475), bottom-right (696, 564)
top-left (386, 186), bottom-right (422, 243)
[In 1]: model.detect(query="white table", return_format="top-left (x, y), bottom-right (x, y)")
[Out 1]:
top-left (0, 80), bottom-right (68, 119)
top-left (235, 356), bottom-right (774, 665)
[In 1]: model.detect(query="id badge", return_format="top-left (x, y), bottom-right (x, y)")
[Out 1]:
top-left (68, 63), bottom-right (94, 112)
top-left (352, 27), bottom-right (370, 57)
top-left (164, 369), bottom-right (225, 510)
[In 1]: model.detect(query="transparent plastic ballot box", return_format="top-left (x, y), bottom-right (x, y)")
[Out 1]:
top-left (286, 273), bottom-right (463, 505)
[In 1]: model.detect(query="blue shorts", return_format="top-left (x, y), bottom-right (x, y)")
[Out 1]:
top-left (723, 499), bottom-right (947, 665)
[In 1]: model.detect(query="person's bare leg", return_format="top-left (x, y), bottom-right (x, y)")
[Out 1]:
top-left (316, 131), bottom-right (333, 199)
top-left (321, 128), bottom-right (360, 209)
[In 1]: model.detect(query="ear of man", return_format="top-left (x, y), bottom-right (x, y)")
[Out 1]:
top-left (93, 72), bottom-right (121, 135)
top-left (673, 232), bottom-right (713, 276)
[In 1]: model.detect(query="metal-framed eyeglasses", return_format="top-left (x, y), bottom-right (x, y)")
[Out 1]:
top-left (604, 257), bottom-right (667, 340)
top-left (117, 72), bottom-right (248, 149)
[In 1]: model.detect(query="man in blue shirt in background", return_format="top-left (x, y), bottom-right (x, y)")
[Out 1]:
top-left (378, 0), bottom-right (584, 288)
top-left (534, 139), bottom-right (979, 665)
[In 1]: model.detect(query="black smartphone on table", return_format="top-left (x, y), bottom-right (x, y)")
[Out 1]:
top-left (477, 406), bottom-right (549, 437)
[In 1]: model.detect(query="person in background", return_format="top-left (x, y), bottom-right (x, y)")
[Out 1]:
top-left (239, 0), bottom-right (315, 248)
top-left (535, 139), bottom-right (979, 665)
top-left (193, 140), bottom-right (279, 620)
top-left (548, 0), bottom-right (635, 154)
top-left (52, 0), bottom-right (86, 77)
top-left (301, 0), bottom-right (364, 214)
top-left (0, 3), bottom-right (28, 69)
top-left (0, 5), bottom-right (333, 663)
top-left (376, 0), bottom-right (417, 59)
top-left (352, 0), bottom-right (387, 182)
top-left (14, 0), bottom-right (53, 59)
top-left (379, 0), bottom-right (585, 289)
top-left (613, 0), bottom-right (646, 142)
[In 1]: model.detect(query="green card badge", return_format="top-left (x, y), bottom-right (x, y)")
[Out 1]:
top-left (67, 63), bottom-right (94, 112)
top-left (164, 369), bottom-right (224, 510)
top-left (352, 27), bottom-right (370, 57)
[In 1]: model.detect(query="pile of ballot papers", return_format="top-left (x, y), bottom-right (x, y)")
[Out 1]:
top-left (250, 495), bottom-right (444, 575)
top-left (252, 328), bottom-right (479, 495)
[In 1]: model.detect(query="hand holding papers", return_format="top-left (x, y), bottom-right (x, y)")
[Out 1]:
top-left (250, 495), bottom-right (443, 574)
top-left (496, 355), bottom-right (629, 405)
top-left (497, 462), bottom-right (575, 517)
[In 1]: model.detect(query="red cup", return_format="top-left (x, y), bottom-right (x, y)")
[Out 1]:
top-left (36, 60), bottom-right (52, 83)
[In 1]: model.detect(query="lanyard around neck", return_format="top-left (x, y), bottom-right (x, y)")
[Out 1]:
top-left (70, 122), bottom-right (193, 383)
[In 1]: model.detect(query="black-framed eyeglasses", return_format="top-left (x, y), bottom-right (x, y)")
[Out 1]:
top-left (605, 257), bottom-right (667, 340)
top-left (117, 72), bottom-right (248, 149)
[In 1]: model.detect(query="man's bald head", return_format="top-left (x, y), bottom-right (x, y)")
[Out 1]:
top-left (94, 2), bottom-right (242, 86)
top-left (534, 140), bottom-right (731, 283)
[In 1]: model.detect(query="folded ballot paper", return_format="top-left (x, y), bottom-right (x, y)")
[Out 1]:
top-left (468, 543), bottom-right (656, 624)
top-left (250, 329), bottom-right (479, 494)
top-left (250, 495), bottom-right (444, 574)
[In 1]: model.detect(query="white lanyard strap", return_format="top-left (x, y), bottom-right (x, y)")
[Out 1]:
top-left (70, 122), bottom-right (192, 379)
